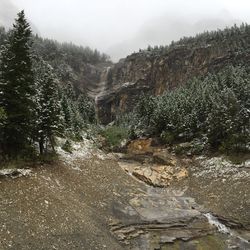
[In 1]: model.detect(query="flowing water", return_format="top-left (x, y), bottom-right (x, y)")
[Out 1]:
top-left (112, 152), bottom-right (250, 250)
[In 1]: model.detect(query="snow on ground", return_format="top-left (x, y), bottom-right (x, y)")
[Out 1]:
top-left (194, 156), bottom-right (250, 179)
top-left (56, 137), bottom-right (111, 170)
top-left (0, 168), bottom-right (32, 178)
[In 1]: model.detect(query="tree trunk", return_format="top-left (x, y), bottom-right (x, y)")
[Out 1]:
top-left (39, 137), bottom-right (44, 155)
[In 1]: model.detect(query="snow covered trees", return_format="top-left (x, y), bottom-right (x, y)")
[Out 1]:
top-left (33, 58), bottom-right (62, 154)
top-left (0, 11), bottom-right (98, 159)
top-left (129, 66), bottom-right (250, 152)
top-left (0, 10), bottom-right (35, 156)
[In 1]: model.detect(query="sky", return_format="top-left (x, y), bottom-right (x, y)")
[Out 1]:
top-left (1, 0), bottom-right (250, 61)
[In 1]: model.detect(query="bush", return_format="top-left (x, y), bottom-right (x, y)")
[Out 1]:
top-left (160, 131), bottom-right (175, 145)
top-left (101, 126), bottom-right (129, 149)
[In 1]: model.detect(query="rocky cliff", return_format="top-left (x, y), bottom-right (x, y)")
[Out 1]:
top-left (95, 25), bottom-right (250, 124)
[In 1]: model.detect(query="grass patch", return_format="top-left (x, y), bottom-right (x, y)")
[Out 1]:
top-left (101, 126), bottom-right (129, 149)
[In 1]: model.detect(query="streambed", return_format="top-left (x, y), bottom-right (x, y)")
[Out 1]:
top-left (110, 148), bottom-right (250, 250)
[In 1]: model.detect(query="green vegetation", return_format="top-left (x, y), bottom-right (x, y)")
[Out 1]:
top-left (117, 66), bottom-right (250, 153)
top-left (101, 126), bottom-right (129, 150)
top-left (0, 11), bottom-right (35, 157)
top-left (0, 11), bottom-right (97, 165)
top-left (140, 23), bottom-right (250, 56)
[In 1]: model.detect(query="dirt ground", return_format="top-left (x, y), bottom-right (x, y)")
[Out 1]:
top-left (0, 153), bottom-right (143, 250)
top-left (0, 143), bottom-right (250, 250)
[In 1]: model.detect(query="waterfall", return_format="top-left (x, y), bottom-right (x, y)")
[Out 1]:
top-left (204, 213), bottom-right (230, 234)
top-left (204, 213), bottom-right (249, 245)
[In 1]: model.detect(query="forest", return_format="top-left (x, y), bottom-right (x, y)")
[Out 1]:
top-left (0, 11), bottom-right (98, 162)
top-left (0, 11), bottom-right (249, 164)
top-left (114, 66), bottom-right (250, 153)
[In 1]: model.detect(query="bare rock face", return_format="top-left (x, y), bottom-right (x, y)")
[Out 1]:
top-left (95, 31), bottom-right (250, 124)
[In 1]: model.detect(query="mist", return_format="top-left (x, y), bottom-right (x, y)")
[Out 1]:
top-left (0, 0), bottom-right (18, 28)
top-left (2, 0), bottom-right (250, 61)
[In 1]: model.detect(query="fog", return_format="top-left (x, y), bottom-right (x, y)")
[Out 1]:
top-left (1, 0), bottom-right (250, 61)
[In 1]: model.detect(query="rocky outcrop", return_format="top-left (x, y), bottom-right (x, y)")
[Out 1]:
top-left (95, 28), bottom-right (250, 124)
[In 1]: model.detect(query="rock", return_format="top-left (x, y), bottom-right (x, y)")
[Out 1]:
top-left (174, 169), bottom-right (189, 180)
top-left (132, 169), bottom-right (163, 187)
top-left (160, 236), bottom-right (176, 243)
top-left (95, 40), bottom-right (250, 124)
top-left (0, 168), bottom-right (32, 178)
top-left (245, 160), bottom-right (250, 168)
top-left (127, 138), bottom-right (153, 154)
top-left (152, 150), bottom-right (174, 165)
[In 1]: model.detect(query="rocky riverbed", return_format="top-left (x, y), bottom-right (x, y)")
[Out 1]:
top-left (0, 139), bottom-right (249, 249)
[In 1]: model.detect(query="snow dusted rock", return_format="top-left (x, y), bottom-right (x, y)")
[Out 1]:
top-left (245, 160), bottom-right (250, 168)
top-left (0, 168), bottom-right (32, 178)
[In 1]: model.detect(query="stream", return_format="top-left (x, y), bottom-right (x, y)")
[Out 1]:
top-left (110, 149), bottom-right (250, 250)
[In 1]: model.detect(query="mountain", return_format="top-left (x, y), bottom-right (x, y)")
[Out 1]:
top-left (96, 24), bottom-right (250, 124)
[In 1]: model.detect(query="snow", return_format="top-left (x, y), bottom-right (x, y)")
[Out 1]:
top-left (0, 168), bottom-right (32, 178)
top-left (194, 156), bottom-right (250, 179)
top-left (56, 137), bottom-right (110, 170)
top-left (56, 140), bottom-right (91, 166)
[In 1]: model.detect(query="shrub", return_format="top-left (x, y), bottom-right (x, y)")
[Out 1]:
top-left (101, 126), bottom-right (129, 149)
top-left (160, 131), bottom-right (175, 145)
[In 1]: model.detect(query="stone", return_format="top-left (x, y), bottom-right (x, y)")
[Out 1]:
top-left (245, 160), bottom-right (250, 168)
top-left (152, 150), bottom-right (174, 165)
top-left (127, 138), bottom-right (153, 154)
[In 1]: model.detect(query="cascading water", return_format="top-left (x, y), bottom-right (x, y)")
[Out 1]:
top-left (204, 213), bottom-right (231, 234)
top-left (204, 212), bottom-right (250, 247)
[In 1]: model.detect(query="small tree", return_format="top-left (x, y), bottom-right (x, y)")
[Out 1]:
top-left (33, 58), bottom-right (62, 154)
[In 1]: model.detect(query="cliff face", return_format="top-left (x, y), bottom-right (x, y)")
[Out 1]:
top-left (95, 26), bottom-right (250, 124)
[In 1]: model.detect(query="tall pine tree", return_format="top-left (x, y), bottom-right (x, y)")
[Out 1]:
top-left (0, 10), bottom-right (35, 156)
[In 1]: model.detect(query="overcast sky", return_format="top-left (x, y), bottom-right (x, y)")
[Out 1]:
top-left (1, 0), bottom-right (250, 61)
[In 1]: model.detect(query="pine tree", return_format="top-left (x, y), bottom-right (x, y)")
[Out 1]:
top-left (61, 94), bottom-right (72, 129)
top-left (0, 10), bottom-right (35, 156)
top-left (77, 94), bottom-right (96, 123)
top-left (33, 58), bottom-right (61, 154)
top-left (0, 107), bottom-right (7, 154)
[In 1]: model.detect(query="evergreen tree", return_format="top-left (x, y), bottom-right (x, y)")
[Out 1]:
top-left (33, 58), bottom-right (61, 154)
top-left (0, 107), bottom-right (7, 155)
top-left (61, 94), bottom-right (72, 129)
top-left (0, 10), bottom-right (35, 156)
top-left (77, 93), bottom-right (96, 123)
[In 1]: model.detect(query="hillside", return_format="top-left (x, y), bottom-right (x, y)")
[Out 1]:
top-left (0, 26), bottom-right (112, 97)
top-left (95, 24), bottom-right (250, 124)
